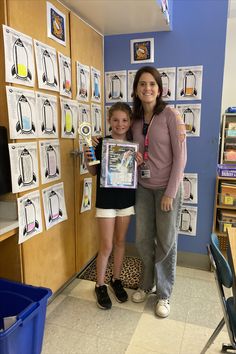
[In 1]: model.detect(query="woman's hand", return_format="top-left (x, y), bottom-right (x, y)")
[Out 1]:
top-left (161, 195), bottom-right (173, 212)
top-left (135, 151), bottom-right (143, 166)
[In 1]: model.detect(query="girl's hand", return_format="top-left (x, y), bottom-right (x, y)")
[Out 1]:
top-left (161, 196), bottom-right (173, 212)
top-left (92, 136), bottom-right (100, 147)
top-left (84, 146), bottom-right (94, 162)
top-left (135, 152), bottom-right (143, 166)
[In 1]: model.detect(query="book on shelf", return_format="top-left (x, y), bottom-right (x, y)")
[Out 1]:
top-left (220, 182), bottom-right (236, 197)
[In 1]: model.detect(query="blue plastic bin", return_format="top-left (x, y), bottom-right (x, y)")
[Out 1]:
top-left (0, 278), bottom-right (52, 354)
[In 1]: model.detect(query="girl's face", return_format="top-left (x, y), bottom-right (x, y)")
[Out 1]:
top-left (109, 110), bottom-right (130, 139)
top-left (136, 72), bottom-right (160, 106)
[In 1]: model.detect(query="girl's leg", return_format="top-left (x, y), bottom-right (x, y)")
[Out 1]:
top-left (96, 217), bottom-right (115, 285)
top-left (113, 215), bottom-right (131, 279)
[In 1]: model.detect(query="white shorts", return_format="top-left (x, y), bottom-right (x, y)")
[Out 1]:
top-left (96, 206), bottom-right (135, 218)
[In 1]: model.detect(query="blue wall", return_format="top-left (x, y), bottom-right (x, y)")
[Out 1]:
top-left (104, 0), bottom-right (229, 255)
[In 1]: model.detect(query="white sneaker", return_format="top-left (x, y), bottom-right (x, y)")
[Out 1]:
top-left (155, 299), bottom-right (170, 318)
top-left (131, 286), bottom-right (156, 303)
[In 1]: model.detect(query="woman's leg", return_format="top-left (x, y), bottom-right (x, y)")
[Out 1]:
top-left (135, 185), bottom-right (156, 290)
top-left (96, 217), bottom-right (115, 285)
top-left (113, 215), bottom-right (131, 279)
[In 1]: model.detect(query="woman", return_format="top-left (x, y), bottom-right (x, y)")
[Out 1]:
top-left (131, 66), bottom-right (187, 318)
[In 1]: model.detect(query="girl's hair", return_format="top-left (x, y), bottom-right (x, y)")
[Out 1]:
top-left (132, 66), bottom-right (167, 121)
top-left (108, 102), bottom-right (133, 141)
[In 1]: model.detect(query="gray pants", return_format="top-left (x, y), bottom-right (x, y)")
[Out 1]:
top-left (135, 184), bottom-right (183, 299)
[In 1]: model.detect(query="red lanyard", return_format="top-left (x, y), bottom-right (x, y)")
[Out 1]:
top-left (143, 115), bottom-right (155, 161)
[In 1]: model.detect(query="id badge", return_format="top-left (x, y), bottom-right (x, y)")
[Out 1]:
top-left (140, 164), bottom-right (151, 179)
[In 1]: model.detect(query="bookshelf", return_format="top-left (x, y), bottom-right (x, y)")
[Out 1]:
top-left (213, 176), bottom-right (236, 251)
top-left (220, 113), bottom-right (236, 164)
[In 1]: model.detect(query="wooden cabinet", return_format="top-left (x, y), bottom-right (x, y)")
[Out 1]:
top-left (212, 176), bottom-right (236, 251)
top-left (219, 113), bottom-right (236, 164)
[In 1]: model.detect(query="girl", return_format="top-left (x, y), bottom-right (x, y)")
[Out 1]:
top-left (85, 102), bottom-right (142, 310)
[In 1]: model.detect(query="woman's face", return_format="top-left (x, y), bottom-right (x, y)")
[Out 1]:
top-left (136, 72), bottom-right (160, 106)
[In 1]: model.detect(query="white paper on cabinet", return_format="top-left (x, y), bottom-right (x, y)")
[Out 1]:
top-left (91, 67), bottom-right (101, 103)
top-left (6, 86), bottom-right (37, 139)
top-left (17, 190), bottom-right (43, 244)
top-left (36, 91), bottom-right (58, 138)
top-left (34, 39), bottom-right (59, 92)
top-left (91, 103), bottom-right (102, 136)
top-left (8, 142), bottom-right (39, 193)
top-left (39, 139), bottom-right (61, 185)
top-left (42, 182), bottom-right (68, 230)
top-left (3, 24), bottom-right (35, 87)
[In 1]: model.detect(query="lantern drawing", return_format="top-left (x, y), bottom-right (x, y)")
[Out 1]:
top-left (11, 38), bottom-right (32, 80)
top-left (42, 50), bottom-right (57, 86)
top-left (93, 72), bottom-right (100, 99)
top-left (16, 95), bottom-right (35, 134)
top-left (64, 104), bottom-right (74, 135)
top-left (94, 108), bottom-right (101, 133)
top-left (45, 145), bottom-right (59, 178)
top-left (18, 148), bottom-right (37, 186)
top-left (42, 99), bottom-right (56, 134)
top-left (183, 107), bottom-right (196, 133)
top-left (183, 177), bottom-right (193, 201)
top-left (63, 61), bottom-right (71, 93)
top-left (180, 70), bottom-right (197, 97)
top-left (180, 208), bottom-right (192, 232)
top-left (108, 75), bottom-right (123, 100)
top-left (79, 69), bottom-right (87, 98)
top-left (161, 72), bottom-right (171, 97)
top-left (23, 199), bottom-right (39, 236)
top-left (48, 190), bottom-right (62, 222)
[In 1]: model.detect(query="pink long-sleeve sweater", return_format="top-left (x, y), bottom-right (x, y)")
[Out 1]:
top-left (132, 106), bottom-right (187, 199)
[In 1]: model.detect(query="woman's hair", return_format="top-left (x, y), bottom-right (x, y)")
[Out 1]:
top-left (108, 102), bottom-right (133, 141)
top-left (132, 66), bottom-right (167, 120)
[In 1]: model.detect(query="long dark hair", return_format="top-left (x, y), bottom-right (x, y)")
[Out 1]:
top-left (132, 66), bottom-right (167, 121)
top-left (108, 102), bottom-right (133, 141)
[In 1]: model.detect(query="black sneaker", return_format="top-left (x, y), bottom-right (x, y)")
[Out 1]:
top-left (109, 277), bottom-right (128, 303)
top-left (95, 285), bottom-right (112, 309)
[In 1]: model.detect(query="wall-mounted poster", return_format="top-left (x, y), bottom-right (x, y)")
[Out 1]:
top-left (17, 190), bottom-right (43, 244)
top-left (78, 103), bottom-right (91, 150)
top-left (36, 91), bottom-right (58, 138)
top-left (80, 177), bottom-right (92, 213)
top-left (130, 38), bottom-right (154, 64)
top-left (91, 103), bottom-right (102, 136)
top-left (176, 103), bottom-right (201, 137)
top-left (158, 67), bottom-right (176, 101)
top-left (178, 205), bottom-right (197, 236)
top-left (8, 142), bottom-right (39, 193)
top-left (80, 149), bottom-right (88, 175)
top-left (47, 1), bottom-right (66, 46)
top-left (183, 173), bottom-right (198, 204)
top-left (39, 139), bottom-right (61, 185)
top-left (177, 65), bottom-right (203, 100)
top-left (60, 97), bottom-right (78, 139)
top-left (127, 70), bottom-right (137, 102)
top-left (105, 70), bottom-right (127, 103)
top-left (76, 62), bottom-right (90, 102)
top-left (34, 39), bottom-right (59, 92)
top-left (105, 106), bottom-right (112, 136)
top-left (3, 25), bottom-right (35, 87)
top-left (6, 86), bottom-right (37, 139)
top-left (58, 52), bottom-right (72, 97)
top-left (91, 66), bottom-right (101, 103)
top-left (42, 182), bottom-right (67, 230)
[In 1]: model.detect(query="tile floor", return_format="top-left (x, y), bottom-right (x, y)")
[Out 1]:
top-left (41, 266), bottom-right (231, 354)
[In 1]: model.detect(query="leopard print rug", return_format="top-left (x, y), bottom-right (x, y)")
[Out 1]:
top-left (79, 256), bottom-right (142, 289)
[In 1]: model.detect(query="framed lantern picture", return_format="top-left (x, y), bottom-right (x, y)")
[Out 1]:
top-left (130, 38), bottom-right (154, 64)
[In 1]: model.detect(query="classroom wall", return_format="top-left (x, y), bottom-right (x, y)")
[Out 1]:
top-left (104, 0), bottom-right (229, 255)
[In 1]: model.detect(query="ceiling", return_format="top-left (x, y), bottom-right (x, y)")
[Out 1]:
top-left (59, 0), bottom-right (170, 35)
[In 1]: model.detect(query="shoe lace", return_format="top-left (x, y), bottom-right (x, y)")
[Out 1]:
top-left (159, 299), bottom-right (170, 306)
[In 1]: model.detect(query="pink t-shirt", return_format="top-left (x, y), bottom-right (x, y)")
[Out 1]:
top-left (132, 106), bottom-right (187, 198)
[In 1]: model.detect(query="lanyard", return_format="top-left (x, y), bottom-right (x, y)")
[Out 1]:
top-left (143, 115), bottom-right (155, 161)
